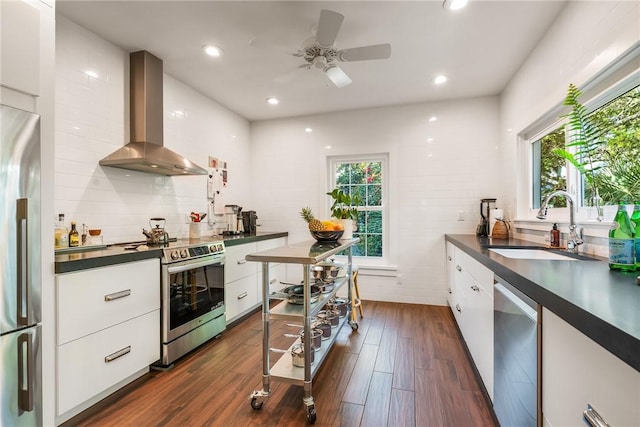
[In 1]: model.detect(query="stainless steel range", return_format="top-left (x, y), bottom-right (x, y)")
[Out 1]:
top-left (157, 239), bottom-right (226, 367)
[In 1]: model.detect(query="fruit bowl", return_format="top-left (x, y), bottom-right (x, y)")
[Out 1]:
top-left (310, 230), bottom-right (344, 242)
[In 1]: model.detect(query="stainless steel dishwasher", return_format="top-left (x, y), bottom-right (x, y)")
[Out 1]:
top-left (494, 275), bottom-right (541, 427)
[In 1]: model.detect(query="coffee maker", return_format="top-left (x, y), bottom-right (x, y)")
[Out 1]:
top-left (242, 211), bottom-right (258, 234)
top-left (223, 204), bottom-right (243, 235)
top-left (476, 198), bottom-right (497, 237)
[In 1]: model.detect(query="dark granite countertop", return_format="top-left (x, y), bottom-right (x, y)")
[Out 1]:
top-left (445, 234), bottom-right (640, 372)
top-left (55, 231), bottom-right (288, 274)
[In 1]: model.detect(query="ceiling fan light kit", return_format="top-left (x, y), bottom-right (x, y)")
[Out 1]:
top-left (295, 9), bottom-right (392, 88)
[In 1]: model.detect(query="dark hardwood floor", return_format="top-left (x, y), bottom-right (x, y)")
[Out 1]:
top-left (69, 302), bottom-right (497, 427)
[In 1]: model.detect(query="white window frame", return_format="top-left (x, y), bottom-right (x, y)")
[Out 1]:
top-left (519, 43), bottom-right (640, 222)
top-left (327, 153), bottom-right (389, 263)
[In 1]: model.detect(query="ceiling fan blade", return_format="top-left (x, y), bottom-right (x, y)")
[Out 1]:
top-left (324, 65), bottom-right (352, 88)
top-left (316, 9), bottom-right (344, 49)
top-left (338, 43), bottom-right (392, 62)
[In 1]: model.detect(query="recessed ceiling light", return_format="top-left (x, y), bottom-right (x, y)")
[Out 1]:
top-left (443, 0), bottom-right (469, 10)
top-left (84, 70), bottom-right (99, 79)
top-left (324, 145), bottom-right (332, 150)
top-left (433, 75), bottom-right (448, 85)
top-left (266, 97), bottom-right (279, 105)
top-left (305, 128), bottom-right (313, 133)
top-left (429, 116), bottom-right (438, 122)
top-left (202, 45), bottom-right (223, 57)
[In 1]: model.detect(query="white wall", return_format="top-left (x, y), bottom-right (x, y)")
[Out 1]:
top-left (250, 97), bottom-right (503, 305)
top-left (500, 0), bottom-right (639, 256)
top-left (55, 16), bottom-right (251, 244)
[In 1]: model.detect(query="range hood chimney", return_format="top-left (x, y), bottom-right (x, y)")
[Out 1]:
top-left (99, 50), bottom-right (207, 176)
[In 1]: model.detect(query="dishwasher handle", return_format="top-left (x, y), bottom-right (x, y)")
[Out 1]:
top-left (583, 404), bottom-right (610, 427)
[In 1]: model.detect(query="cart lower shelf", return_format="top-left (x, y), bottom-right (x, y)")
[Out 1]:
top-left (270, 314), bottom-right (351, 384)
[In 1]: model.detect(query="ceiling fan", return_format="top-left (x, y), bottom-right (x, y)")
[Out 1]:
top-left (294, 9), bottom-right (391, 88)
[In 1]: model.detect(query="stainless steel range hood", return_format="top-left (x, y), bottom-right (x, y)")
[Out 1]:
top-left (99, 51), bottom-right (207, 176)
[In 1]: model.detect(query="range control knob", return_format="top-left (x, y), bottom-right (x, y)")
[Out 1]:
top-left (209, 245), bottom-right (217, 253)
top-left (217, 244), bottom-right (223, 252)
top-left (180, 249), bottom-right (189, 258)
top-left (170, 251), bottom-right (180, 260)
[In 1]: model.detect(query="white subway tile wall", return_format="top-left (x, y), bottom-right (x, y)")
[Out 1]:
top-left (250, 98), bottom-right (504, 305)
top-left (55, 17), bottom-right (251, 244)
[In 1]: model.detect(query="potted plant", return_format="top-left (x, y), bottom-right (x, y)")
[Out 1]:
top-left (553, 83), bottom-right (605, 220)
top-left (326, 188), bottom-right (361, 239)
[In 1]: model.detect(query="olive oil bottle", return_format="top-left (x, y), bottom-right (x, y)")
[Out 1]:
top-left (54, 213), bottom-right (69, 249)
top-left (69, 221), bottom-right (80, 247)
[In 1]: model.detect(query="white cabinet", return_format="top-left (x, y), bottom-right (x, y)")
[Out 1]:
top-left (445, 242), bottom-right (456, 309)
top-left (225, 237), bottom-right (287, 323)
top-left (1, 0), bottom-right (40, 96)
top-left (448, 245), bottom-right (494, 399)
top-left (542, 308), bottom-right (640, 427)
top-left (55, 259), bottom-right (160, 421)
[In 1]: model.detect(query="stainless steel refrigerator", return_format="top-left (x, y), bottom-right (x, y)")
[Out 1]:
top-left (1, 104), bottom-right (42, 425)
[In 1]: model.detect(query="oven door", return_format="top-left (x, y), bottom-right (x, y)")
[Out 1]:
top-left (162, 257), bottom-right (225, 343)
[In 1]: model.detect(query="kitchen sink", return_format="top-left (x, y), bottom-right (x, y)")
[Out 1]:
top-left (488, 247), bottom-right (599, 261)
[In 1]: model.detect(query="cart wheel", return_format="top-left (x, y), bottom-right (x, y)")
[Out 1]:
top-left (250, 397), bottom-right (263, 410)
top-left (350, 322), bottom-right (359, 331)
top-left (306, 405), bottom-right (317, 424)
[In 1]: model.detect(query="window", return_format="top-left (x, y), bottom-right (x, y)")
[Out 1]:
top-left (329, 155), bottom-right (387, 258)
top-left (530, 80), bottom-right (640, 211)
top-left (532, 125), bottom-right (567, 208)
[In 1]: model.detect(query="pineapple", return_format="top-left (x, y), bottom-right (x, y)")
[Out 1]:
top-left (300, 207), bottom-right (324, 231)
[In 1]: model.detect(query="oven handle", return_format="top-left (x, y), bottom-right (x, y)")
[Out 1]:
top-left (167, 257), bottom-right (224, 274)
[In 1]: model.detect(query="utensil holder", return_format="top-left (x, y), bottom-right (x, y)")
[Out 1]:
top-left (189, 222), bottom-right (201, 239)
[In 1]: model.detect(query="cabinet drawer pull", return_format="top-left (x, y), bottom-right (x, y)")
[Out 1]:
top-left (104, 289), bottom-right (131, 301)
top-left (237, 259), bottom-right (247, 265)
top-left (237, 292), bottom-right (248, 300)
top-left (104, 346), bottom-right (131, 363)
top-left (583, 404), bottom-right (610, 427)
top-left (471, 285), bottom-right (480, 292)
top-left (456, 265), bottom-right (462, 272)
top-left (455, 304), bottom-right (462, 313)
top-left (447, 256), bottom-right (452, 261)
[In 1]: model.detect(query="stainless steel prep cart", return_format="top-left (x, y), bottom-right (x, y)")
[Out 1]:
top-left (246, 238), bottom-right (360, 424)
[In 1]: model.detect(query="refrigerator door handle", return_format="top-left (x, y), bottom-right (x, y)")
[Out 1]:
top-left (16, 198), bottom-right (29, 327)
top-left (17, 332), bottom-right (34, 412)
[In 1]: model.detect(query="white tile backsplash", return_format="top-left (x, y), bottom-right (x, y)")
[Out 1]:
top-left (55, 17), bottom-right (251, 243)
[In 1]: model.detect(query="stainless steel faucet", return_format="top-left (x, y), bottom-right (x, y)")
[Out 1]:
top-left (537, 190), bottom-right (584, 253)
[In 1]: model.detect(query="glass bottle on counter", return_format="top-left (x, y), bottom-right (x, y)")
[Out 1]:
top-left (69, 221), bottom-right (80, 247)
top-left (54, 213), bottom-right (69, 249)
top-left (81, 223), bottom-right (88, 246)
top-left (631, 202), bottom-right (640, 269)
top-left (608, 203), bottom-right (636, 271)
top-left (549, 223), bottom-right (560, 247)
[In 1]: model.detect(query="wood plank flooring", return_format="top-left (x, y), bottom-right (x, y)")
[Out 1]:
top-left (67, 302), bottom-right (497, 427)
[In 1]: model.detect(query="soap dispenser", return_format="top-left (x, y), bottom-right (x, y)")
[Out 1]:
top-left (550, 223), bottom-right (560, 247)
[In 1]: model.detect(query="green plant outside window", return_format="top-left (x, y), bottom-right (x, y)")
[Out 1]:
top-left (534, 84), bottom-right (640, 209)
top-left (333, 160), bottom-right (384, 257)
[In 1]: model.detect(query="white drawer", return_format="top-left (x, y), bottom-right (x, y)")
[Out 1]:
top-left (455, 248), bottom-right (494, 291)
top-left (225, 274), bottom-right (258, 322)
top-left (56, 259), bottom-right (160, 345)
top-left (56, 310), bottom-right (160, 415)
top-left (224, 243), bottom-right (257, 283)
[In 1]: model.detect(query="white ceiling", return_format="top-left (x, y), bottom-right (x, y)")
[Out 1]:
top-left (56, 1), bottom-right (566, 122)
